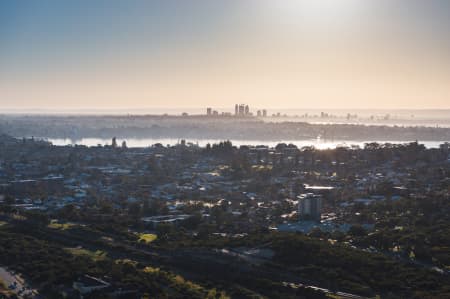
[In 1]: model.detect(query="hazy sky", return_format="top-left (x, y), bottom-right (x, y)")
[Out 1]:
top-left (1, 0), bottom-right (450, 110)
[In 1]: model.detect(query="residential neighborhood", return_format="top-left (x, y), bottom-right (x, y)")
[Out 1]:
top-left (0, 134), bottom-right (449, 298)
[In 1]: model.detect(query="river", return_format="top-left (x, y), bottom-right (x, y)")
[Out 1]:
top-left (46, 137), bottom-right (448, 149)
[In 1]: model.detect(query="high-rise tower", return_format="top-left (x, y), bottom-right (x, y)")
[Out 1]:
top-left (298, 193), bottom-right (322, 222)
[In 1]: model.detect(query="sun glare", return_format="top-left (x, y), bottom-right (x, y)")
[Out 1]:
top-left (264, 0), bottom-right (363, 27)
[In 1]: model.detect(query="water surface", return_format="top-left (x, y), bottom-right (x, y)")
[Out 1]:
top-left (47, 138), bottom-right (447, 149)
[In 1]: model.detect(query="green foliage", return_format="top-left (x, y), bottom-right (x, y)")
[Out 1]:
top-left (137, 233), bottom-right (157, 243)
top-left (47, 220), bottom-right (77, 230)
top-left (65, 247), bottom-right (107, 261)
top-left (0, 228), bottom-right (229, 298)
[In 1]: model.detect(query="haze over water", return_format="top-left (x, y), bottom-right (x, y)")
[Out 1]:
top-left (47, 138), bottom-right (446, 150)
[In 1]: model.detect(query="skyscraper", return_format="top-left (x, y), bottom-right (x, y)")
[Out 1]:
top-left (262, 109), bottom-right (267, 117)
top-left (298, 193), bottom-right (322, 222)
top-left (238, 104), bottom-right (245, 116)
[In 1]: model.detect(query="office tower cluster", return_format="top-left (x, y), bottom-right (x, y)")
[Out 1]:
top-left (234, 104), bottom-right (250, 116)
top-left (206, 105), bottom-right (267, 117)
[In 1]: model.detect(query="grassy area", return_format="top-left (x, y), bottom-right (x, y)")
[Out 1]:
top-left (115, 259), bottom-right (138, 266)
top-left (252, 165), bottom-right (273, 170)
top-left (11, 214), bottom-right (25, 221)
top-left (137, 233), bottom-right (157, 244)
top-left (143, 266), bottom-right (160, 273)
top-left (142, 266), bottom-right (222, 297)
top-left (48, 220), bottom-right (76, 230)
top-left (65, 247), bottom-right (107, 261)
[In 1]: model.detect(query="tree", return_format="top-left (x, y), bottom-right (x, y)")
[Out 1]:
top-left (58, 204), bottom-right (79, 220)
top-left (25, 211), bottom-right (50, 226)
top-left (99, 200), bottom-right (113, 214)
top-left (149, 198), bottom-right (168, 215)
top-left (349, 224), bottom-right (367, 237)
top-left (182, 212), bottom-right (203, 229)
top-left (128, 202), bottom-right (141, 216)
top-left (4, 195), bottom-right (15, 205)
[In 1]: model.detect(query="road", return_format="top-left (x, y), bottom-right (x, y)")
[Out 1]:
top-left (0, 267), bottom-right (39, 298)
top-left (282, 282), bottom-right (372, 299)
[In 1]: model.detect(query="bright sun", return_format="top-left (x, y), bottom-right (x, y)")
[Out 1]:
top-left (264, 0), bottom-right (363, 27)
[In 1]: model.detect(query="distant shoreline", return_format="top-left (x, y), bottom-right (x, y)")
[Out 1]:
top-left (45, 138), bottom-right (448, 149)
top-left (1, 114), bottom-right (450, 143)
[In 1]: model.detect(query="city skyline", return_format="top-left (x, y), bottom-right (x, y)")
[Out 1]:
top-left (1, 1), bottom-right (450, 110)
top-left (1, 3), bottom-right (449, 297)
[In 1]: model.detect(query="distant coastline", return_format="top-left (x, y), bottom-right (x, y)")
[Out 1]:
top-left (46, 138), bottom-right (447, 150)
top-left (1, 114), bottom-right (450, 143)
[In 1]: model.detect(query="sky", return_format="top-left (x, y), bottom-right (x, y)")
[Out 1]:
top-left (1, 0), bottom-right (450, 111)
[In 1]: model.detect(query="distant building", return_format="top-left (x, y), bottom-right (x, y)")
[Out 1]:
top-left (142, 214), bottom-right (191, 229)
top-left (298, 193), bottom-right (322, 222)
top-left (232, 104), bottom-right (263, 116)
top-left (9, 177), bottom-right (64, 197)
top-left (235, 104), bottom-right (252, 116)
top-left (207, 108), bottom-right (212, 116)
top-left (238, 104), bottom-right (245, 116)
top-left (111, 137), bottom-right (117, 148)
top-left (73, 275), bottom-right (111, 296)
